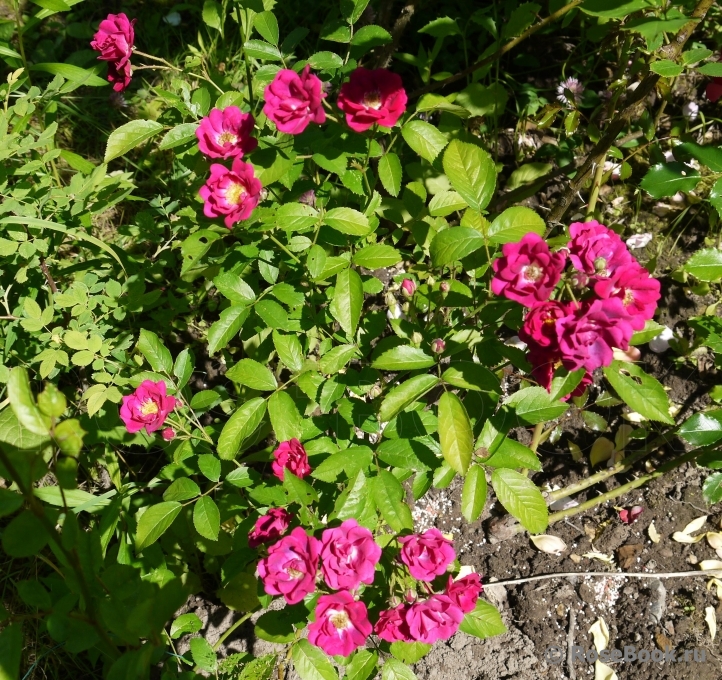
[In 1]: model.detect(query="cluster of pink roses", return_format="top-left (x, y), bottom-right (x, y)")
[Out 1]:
top-left (250, 513), bottom-right (481, 656)
top-left (91, 13), bottom-right (136, 92)
top-left (492, 221), bottom-right (660, 395)
top-left (119, 379), bottom-right (175, 439)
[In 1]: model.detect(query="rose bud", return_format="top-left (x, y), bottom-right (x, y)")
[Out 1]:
top-left (401, 279), bottom-right (416, 297)
top-left (431, 339), bottom-right (445, 354)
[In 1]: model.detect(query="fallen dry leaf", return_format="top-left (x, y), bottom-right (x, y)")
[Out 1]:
top-left (672, 531), bottom-right (706, 544)
top-left (698, 560), bottom-right (722, 572)
top-left (617, 543), bottom-right (643, 569)
top-left (648, 521), bottom-right (661, 543)
top-left (568, 441), bottom-right (583, 462)
top-left (583, 551), bottom-right (615, 566)
top-left (589, 617), bottom-right (610, 651)
top-left (655, 632), bottom-right (673, 652)
top-left (707, 578), bottom-right (722, 599)
top-left (705, 606), bottom-right (717, 641)
top-left (681, 515), bottom-right (708, 535)
top-left (706, 532), bottom-right (722, 550)
top-left (530, 534), bottom-right (567, 556)
top-left (570, 553), bottom-right (582, 564)
top-left (590, 437), bottom-right (614, 467)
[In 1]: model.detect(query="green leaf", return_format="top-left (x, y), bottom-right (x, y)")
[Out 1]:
top-left (208, 306), bottom-right (250, 355)
top-left (255, 609), bottom-right (299, 643)
top-left (198, 455), bottom-right (221, 482)
top-left (254, 11), bottom-right (279, 44)
top-left (461, 464), bottom-right (487, 522)
top-left (602, 361), bottom-right (673, 424)
top-left (650, 59), bottom-right (683, 77)
top-left (202, 0), bottom-right (223, 31)
top-left (308, 51), bottom-right (344, 70)
top-left (268, 390), bottom-right (303, 441)
top-left (323, 208), bottom-right (371, 236)
top-left (487, 206), bottom-right (545, 245)
top-left (428, 190), bottom-right (467, 217)
top-left (623, 17), bottom-right (689, 50)
top-left (389, 641), bottom-right (431, 665)
top-left (459, 600), bottom-right (508, 639)
top-left (505, 386), bottom-right (568, 425)
top-left (276, 203), bottom-right (319, 231)
top-left (319, 344), bottom-right (360, 374)
top-left (417, 93), bottom-right (470, 119)
top-left (491, 468), bottom-right (548, 534)
top-left (136, 501), bottom-right (182, 552)
top-left (181, 229), bottom-right (221, 275)
top-left (244, 39), bottom-right (283, 61)
top-left (218, 398), bottom-right (267, 459)
top-left (158, 122), bottom-right (199, 150)
top-left (345, 650), bottom-right (378, 680)
top-left (104, 119), bottom-right (164, 163)
top-left (483, 439), bottom-right (541, 471)
top-left (1, 511), bottom-right (47, 557)
top-left (170, 613), bottom-right (203, 639)
top-left (0, 623), bottom-right (22, 680)
top-left (502, 2), bottom-right (541, 39)
top-left (372, 470), bottom-right (414, 532)
top-left (640, 162), bottom-right (700, 199)
top-left (678, 411), bottom-right (722, 446)
top-left (284, 469), bottom-right (318, 505)
top-left (684, 248), bottom-right (722, 282)
top-left (674, 142), bottom-right (722, 173)
top-left (549, 368), bottom-right (585, 401)
top-left (8, 367), bottom-right (50, 436)
top-left (350, 25), bottom-right (392, 52)
top-left (505, 162), bottom-right (553, 191)
top-left (438, 392), bottom-right (473, 476)
top-left (682, 48), bottom-right (713, 65)
top-left (629, 320), bottom-right (667, 346)
top-left (330, 268), bottom-right (364, 338)
top-left (455, 82), bottom-right (508, 118)
top-left (381, 658), bottom-right (417, 680)
top-left (442, 362), bottom-right (499, 393)
top-left (0, 488), bottom-right (23, 518)
top-left (31, 62), bottom-right (107, 86)
top-left (138, 329), bottom-right (173, 374)
top-left (429, 227), bottom-right (485, 267)
top-left (580, 0), bottom-right (657, 17)
top-left (442, 139), bottom-right (496, 212)
top-left (401, 121), bottom-right (448, 163)
top-left (173, 349), bottom-right (194, 390)
top-left (353, 244), bottom-right (403, 269)
top-left (163, 478), bottom-right (201, 502)
top-left (193, 497), bottom-right (221, 541)
top-left (378, 153), bottom-right (402, 197)
top-left (419, 16), bottom-right (460, 37)
top-left (190, 637), bottom-right (217, 673)
top-left (703, 472), bottom-right (722, 504)
top-left (697, 62), bottom-right (722, 77)
top-left (255, 300), bottom-right (288, 328)
top-left (273, 331), bottom-right (304, 372)
top-left (191, 390), bottom-right (221, 411)
top-left (379, 375), bottom-right (439, 422)
top-left (371, 346), bottom-right (436, 371)
top-left (291, 639), bottom-right (339, 680)
top-left (226, 358), bottom-right (278, 391)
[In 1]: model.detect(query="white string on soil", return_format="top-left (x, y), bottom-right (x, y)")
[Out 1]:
top-left (490, 569), bottom-right (722, 587)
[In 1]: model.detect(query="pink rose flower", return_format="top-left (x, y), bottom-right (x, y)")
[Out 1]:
top-left (593, 263), bottom-right (660, 330)
top-left (527, 345), bottom-right (591, 401)
top-left (119, 380), bottom-right (175, 434)
top-left (91, 13), bottom-right (136, 92)
top-left (308, 591), bottom-right (372, 657)
top-left (400, 279), bottom-right (416, 297)
top-left (248, 507), bottom-right (293, 549)
top-left (567, 220), bottom-right (632, 278)
top-left (198, 157), bottom-right (262, 228)
top-left (491, 233), bottom-right (566, 307)
top-left (263, 65), bottom-right (326, 135)
top-left (161, 427), bottom-right (175, 441)
top-left (619, 505), bottom-right (643, 524)
top-left (375, 604), bottom-right (412, 642)
top-left (337, 68), bottom-right (407, 132)
top-left (257, 527), bottom-right (320, 604)
top-left (406, 595), bottom-right (464, 644)
top-left (271, 438), bottom-right (311, 482)
top-left (196, 107), bottom-right (258, 159)
top-left (556, 299), bottom-right (634, 373)
top-left (398, 528), bottom-right (456, 582)
top-left (518, 301), bottom-right (569, 349)
top-left (320, 519), bottom-right (381, 590)
top-left (444, 574), bottom-right (483, 614)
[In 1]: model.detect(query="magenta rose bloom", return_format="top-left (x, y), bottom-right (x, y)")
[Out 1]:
top-left (518, 301), bottom-right (569, 349)
top-left (263, 65), bottom-right (326, 135)
top-left (444, 574), bottom-right (483, 614)
top-left (491, 233), bottom-right (566, 307)
top-left (198, 157), bottom-right (262, 228)
top-left (556, 299), bottom-right (635, 373)
top-left (119, 380), bottom-right (175, 434)
top-left (567, 220), bottom-right (632, 278)
top-left (528, 345), bottom-right (591, 401)
top-left (257, 527), bottom-right (320, 604)
top-left (308, 591), bottom-right (372, 657)
top-left (248, 508), bottom-right (293, 549)
top-left (398, 528), bottom-right (456, 582)
top-left (406, 595), bottom-right (464, 644)
top-left (91, 13), bottom-right (136, 92)
top-left (337, 68), bottom-right (407, 132)
top-left (594, 263), bottom-right (660, 330)
top-left (196, 107), bottom-right (258, 159)
top-left (320, 519), bottom-right (381, 590)
top-left (271, 438), bottom-right (311, 482)
top-left (375, 604), bottom-right (412, 642)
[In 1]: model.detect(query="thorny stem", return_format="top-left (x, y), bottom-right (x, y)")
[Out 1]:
top-left (585, 158), bottom-right (606, 221)
top-left (490, 569), bottom-right (722, 588)
top-left (410, 0), bottom-right (583, 98)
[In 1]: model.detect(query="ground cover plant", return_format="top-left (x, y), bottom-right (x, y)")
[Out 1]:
top-left (1, 0), bottom-right (722, 678)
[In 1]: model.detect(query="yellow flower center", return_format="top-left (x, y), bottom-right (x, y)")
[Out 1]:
top-left (217, 131), bottom-right (237, 145)
top-left (225, 182), bottom-right (246, 205)
top-left (623, 289), bottom-right (634, 306)
top-left (523, 264), bottom-right (542, 282)
top-left (140, 399), bottom-right (159, 416)
top-left (363, 91), bottom-right (382, 110)
top-left (287, 567), bottom-right (303, 579)
top-left (329, 610), bottom-right (351, 630)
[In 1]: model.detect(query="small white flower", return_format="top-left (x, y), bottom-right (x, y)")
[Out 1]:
top-left (505, 336), bottom-right (527, 351)
top-left (603, 160), bottom-right (622, 180)
top-left (682, 101), bottom-right (699, 121)
top-left (649, 326), bottom-right (675, 353)
top-left (517, 133), bottom-right (536, 149)
top-left (163, 11), bottom-right (182, 26)
top-left (664, 150), bottom-right (676, 163)
top-left (625, 233), bottom-right (652, 249)
top-left (556, 77), bottom-right (584, 107)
